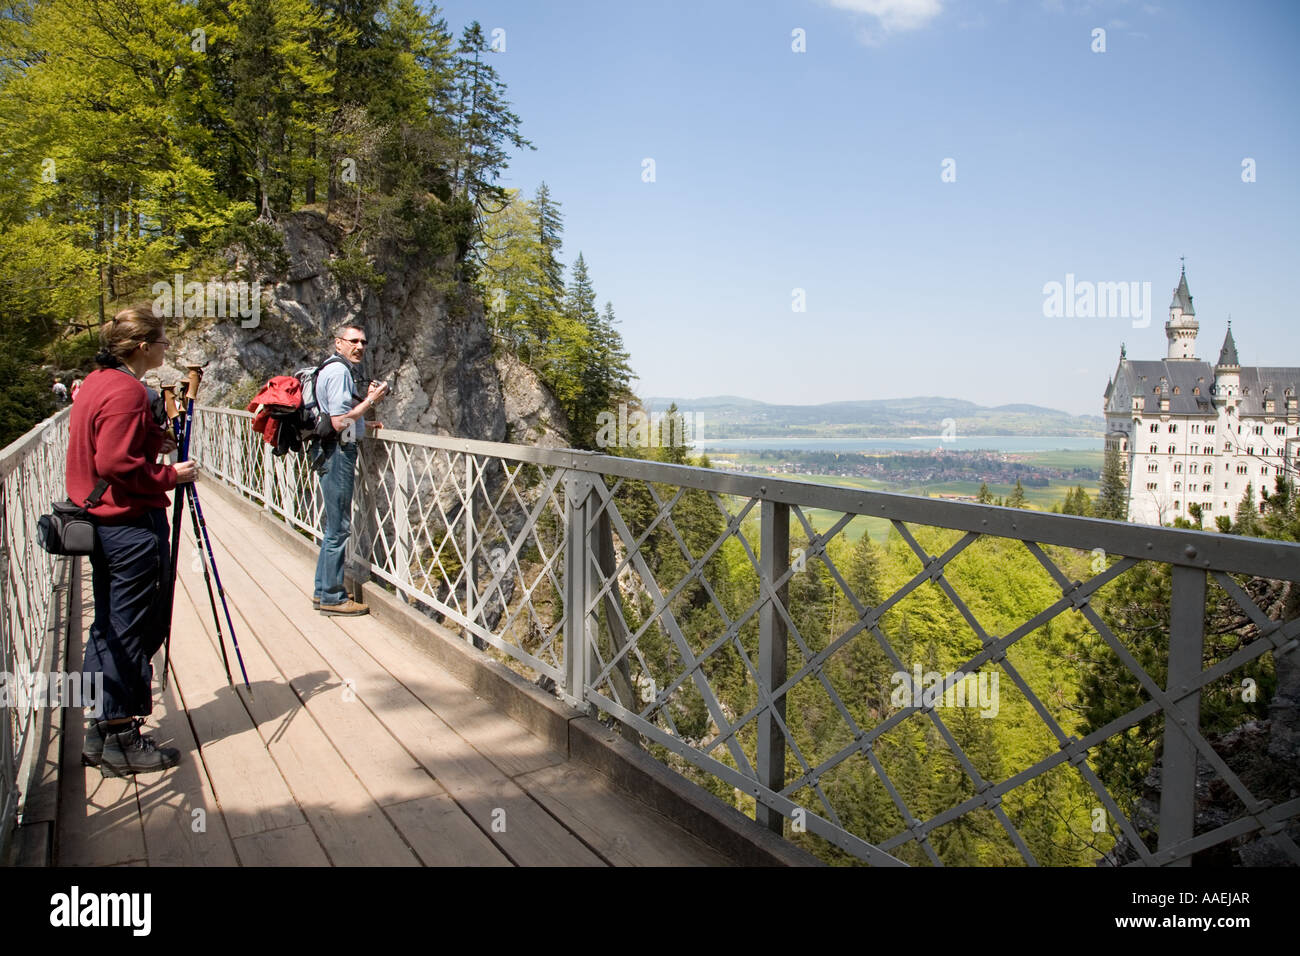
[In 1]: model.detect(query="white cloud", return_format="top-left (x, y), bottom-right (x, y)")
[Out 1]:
top-left (827, 0), bottom-right (944, 34)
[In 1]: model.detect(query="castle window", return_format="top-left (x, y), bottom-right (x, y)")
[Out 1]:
top-left (1192, 424), bottom-right (1200, 434)
top-left (1190, 462), bottom-right (1198, 474)
top-left (1276, 426), bottom-right (1285, 436)
top-left (1168, 445), bottom-right (1176, 454)
top-left (1146, 482), bottom-right (1158, 491)
top-left (1204, 462), bottom-right (1213, 473)
top-left (1150, 423), bottom-right (1159, 433)
top-left (1173, 482), bottom-right (1181, 491)
top-left (1205, 502), bottom-right (1212, 510)
top-left (1173, 387), bottom-right (1180, 395)
top-left (1150, 444), bottom-right (1158, 453)
top-left (1169, 424), bottom-right (1178, 433)
top-left (1247, 446), bottom-right (1254, 455)
top-left (1203, 484), bottom-right (1211, 492)
top-left (1174, 462), bottom-right (1182, 473)
top-left (1148, 462), bottom-right (1159, 473)
top-left (1254, 425), bottom-right (1263, 435)
top-left (1206, 425), bottom-right (1215, 434)
top-left (1174, 500), bottom-right (1181, 509)
top-left (1190, 444), bottom-right (1198, 455)
top-left (1236, 465), bottom-right (1248, 475)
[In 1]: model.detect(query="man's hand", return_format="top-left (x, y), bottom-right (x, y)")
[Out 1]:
top-left (370, 421), bottom-right (384, 431)
top-left (174, 461), bottom-right (199, 484)
top-left (367, 381), bottom-right (389, 403)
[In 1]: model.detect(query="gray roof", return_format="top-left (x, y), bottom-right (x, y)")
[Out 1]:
top-left (1169, 268), bottom-right (1195, 315)
top-left (1104, 356), bottom-right (1300, 418)
top-left (1237, 367), bottom-right (1300, 415)
top-left (1217, 324), bottom-right (1239, 367)
top-left (1104, 359), bottom-right (1216, 416)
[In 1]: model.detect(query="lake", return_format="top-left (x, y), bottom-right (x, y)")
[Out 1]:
top-left (695, 436), bottom-right (1103, 453)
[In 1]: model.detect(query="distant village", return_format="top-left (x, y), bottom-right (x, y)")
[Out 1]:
top-left (706, 448), bottom-right (1096, 487)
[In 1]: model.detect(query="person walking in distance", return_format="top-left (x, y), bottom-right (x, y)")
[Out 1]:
top-left (313, 323), bottom-right (388, 615)
top-left (66, 305), bottom-right (198, 776)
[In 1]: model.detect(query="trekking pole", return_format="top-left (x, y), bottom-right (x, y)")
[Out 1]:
top-left (182, 365), bottom-right (254, 698)
top-left (160, 385), bottom-right (187, 691)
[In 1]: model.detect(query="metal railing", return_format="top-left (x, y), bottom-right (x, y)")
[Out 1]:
top-left (193, 405), bottom-right (1300, 866)
top-left (0, 409), bottom-right (72, 860)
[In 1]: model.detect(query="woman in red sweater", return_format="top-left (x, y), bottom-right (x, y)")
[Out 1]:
top-left (66, 304), bottom-right (197, 776)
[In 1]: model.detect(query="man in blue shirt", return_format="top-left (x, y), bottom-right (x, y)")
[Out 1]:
top-left (313, 323), bottom-right (388, 615)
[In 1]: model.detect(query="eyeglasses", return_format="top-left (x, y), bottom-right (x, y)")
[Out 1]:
top-left (341, 337), bottom-right (367, 345)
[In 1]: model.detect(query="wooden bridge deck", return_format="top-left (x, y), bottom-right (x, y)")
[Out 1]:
top-left (55, 484), bottom-right (733, 867)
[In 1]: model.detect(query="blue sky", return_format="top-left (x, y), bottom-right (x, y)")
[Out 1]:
top-left (434, 0), bottom-right (1300, 417)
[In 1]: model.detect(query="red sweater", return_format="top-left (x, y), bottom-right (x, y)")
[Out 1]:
top-left (66, 367), bottom-right (177, 523)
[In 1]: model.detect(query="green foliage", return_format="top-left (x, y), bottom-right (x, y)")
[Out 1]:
top-left (0, 339), bottom-right (56, 446)
top-left (1006, 478), bottom-right (1027, 509)
top-left (0, 0), bottom-right (535, 438)
top-left (1096, 441), bottom-right (1128, 520)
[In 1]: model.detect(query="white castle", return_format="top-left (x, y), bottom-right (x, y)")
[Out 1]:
top-left (1103, 267), bottom-right (1300, 526)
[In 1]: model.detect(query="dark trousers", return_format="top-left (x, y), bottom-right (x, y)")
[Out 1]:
top-left (83, 509), bottom-right (172, 719)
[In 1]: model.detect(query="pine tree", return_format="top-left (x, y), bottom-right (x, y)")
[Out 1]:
top-left (1007, 479), bottom-right (1027, 509)
top-left (1233, 482), bottom-right (1262, 537)
top-left (976, 482), bottom-right (993, 504)
top-left (533, 181), bottom-right (564, 299)
top-left (1097, 442), bottom-right (1128, 521)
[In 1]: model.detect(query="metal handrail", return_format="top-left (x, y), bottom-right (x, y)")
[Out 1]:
top-left (188, 404), bottom-right (1300, 866)
top-left (0, 408), bottom-right (71, 861)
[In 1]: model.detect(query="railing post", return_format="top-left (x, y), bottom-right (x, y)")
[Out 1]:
top-left (1159, 565), bottom-right (1206, 865)
top-left (757, 499), bottom-right (790, 834)
top-left (346, 442), bottom-right (376, 602)
top-left (393, 443), bottom-right (410, 592)
top-left (464, 455), bottom-right (475, 626)
top-left (260, 441), bottom-right (273, 510)
top-left (562, 473), bottom-right (594, 708)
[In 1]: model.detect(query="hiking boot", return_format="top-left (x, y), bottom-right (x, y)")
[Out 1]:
top-left (312, 597), bottom-right (320, 609)
top-left (99, 722), bottom-right (180, 777)
top-left (81, 717), bottom-right (144, 767)
top-left (320, 598), bottom-right (369, 616)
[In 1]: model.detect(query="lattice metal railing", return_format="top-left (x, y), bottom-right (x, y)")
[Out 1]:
top-left (192, 406), bottom-right (1300, 866)
top-left (0, 409), bottom-right (72, 860)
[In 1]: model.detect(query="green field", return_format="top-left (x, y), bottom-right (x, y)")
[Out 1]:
top-left (714, 450), bottom-right (1105, 545)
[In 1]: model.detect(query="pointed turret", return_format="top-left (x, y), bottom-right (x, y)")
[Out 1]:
top-left (1217, 321), bottom-right (1239, 368)
top-left (1165, 265), bottom-right (1199, 360)
top-left (1170, 266), bottom-right (1195, 315)
top-left (1213, 320), bottom-right (1240, 404)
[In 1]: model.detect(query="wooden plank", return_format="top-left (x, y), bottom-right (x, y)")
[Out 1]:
top-left (183, 511), bottom-right (444, 809)
top-left (133, 665), bottom-right (239, 866)
top-left (166, 581), bottom-right (307, 840)
top-left (516, 763), bottom-right (735, 867)
top-left (55, 572), bottom-right (147, 867)
top-left (176, 522), bottom-right (421, 867)
top-left (232, 824), bottom-right (331, 867)
top-left (383, 794), bottom-right (513, 867)
top-left (195, 490), bottom-right (569, 779)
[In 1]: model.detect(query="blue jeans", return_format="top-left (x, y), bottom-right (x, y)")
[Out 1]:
top-left (313, 442), bottom-right (358, 606)
top-left (84, 509), bottom-right (171, 719)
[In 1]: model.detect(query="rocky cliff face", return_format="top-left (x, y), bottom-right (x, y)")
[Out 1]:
top-left (155, 209), bottom-right (567, 449)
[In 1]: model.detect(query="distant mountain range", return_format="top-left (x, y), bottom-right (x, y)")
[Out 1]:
top-left (640, 395), bottom-right (1105, 439)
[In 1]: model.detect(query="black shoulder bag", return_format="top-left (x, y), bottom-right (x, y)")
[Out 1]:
top-left (38, 479), bottom-right (109, 555)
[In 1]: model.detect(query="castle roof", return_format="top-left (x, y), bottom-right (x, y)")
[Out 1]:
top-left (1105, 359), bottom-right (1215, 416)
top-left (1170, 267), bottom-right (1195, 316)
top-left (1217, 323), bottom-right (1239, 367)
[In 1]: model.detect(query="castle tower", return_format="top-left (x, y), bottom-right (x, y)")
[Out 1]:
top-left (1213, 321), bottom-right (1240, 404)
top-left (1166, 265), bottom-right (1199, 360)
